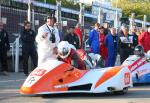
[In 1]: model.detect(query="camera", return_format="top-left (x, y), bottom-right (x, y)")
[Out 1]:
top-left (50, 31), bottom-right (56, 43)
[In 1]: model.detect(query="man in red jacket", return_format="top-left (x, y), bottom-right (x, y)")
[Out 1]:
top-left (75, 23), bottom-right (83, 48)
top-left (139, 27), bottom-right (150, 52)
top-left (57, 41), bottom-right (86, 70)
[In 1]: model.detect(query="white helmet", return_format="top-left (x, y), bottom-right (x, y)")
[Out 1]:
top-left (57, 41), bottom-right (71, 58)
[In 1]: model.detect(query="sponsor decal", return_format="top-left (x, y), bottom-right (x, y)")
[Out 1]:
top-left (129, 58), bottom-right (146, 72)
top-left (27, 77), bottom-right (36, 84)
top-left (137, 69), bottom-right (150, 77)
top-left (124, 72), bottom-right (130, 85)
top-left (31, 69), bottom-right (47, 76)
top-left (54, 84), bottom-right (68, 89)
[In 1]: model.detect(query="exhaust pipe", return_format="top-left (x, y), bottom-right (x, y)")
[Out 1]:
top-left (107, 87), bottom-right (115, 92)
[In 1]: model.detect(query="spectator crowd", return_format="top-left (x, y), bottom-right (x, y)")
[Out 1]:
top-left (0, 15), bottom-right (150, 76)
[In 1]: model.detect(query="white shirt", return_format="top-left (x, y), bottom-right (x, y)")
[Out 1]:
top-left (36, 24), bottom-right (60, 49)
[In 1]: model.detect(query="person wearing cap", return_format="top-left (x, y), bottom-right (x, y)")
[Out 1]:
top-left (36, 15), bottom-right (60, 66)
top-left (89, 23), bottom-right (100, 54)
top-left (21, 21), bottom-right (37, 76)
top-left (63, 26), bottom-right (80, 49)
top-left (0, 21), bottom-right (10, 75)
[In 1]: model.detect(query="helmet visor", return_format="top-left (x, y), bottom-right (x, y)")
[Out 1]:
top-left (58, 48), bottom-right (69, 58)
top-left (134, 50), bottom-right (140, 55)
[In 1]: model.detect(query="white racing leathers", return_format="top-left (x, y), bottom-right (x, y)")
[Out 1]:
top-left (36, 24), bottom-right (60, 66)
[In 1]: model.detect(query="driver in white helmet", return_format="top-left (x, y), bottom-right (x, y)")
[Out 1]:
top-left (57, 41), bottom-right (86, 70)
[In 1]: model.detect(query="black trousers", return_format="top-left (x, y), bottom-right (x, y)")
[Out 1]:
top-left (120, 49), bottom-right (131, 64)
top-left (0, 49), bottom-right (8, 72)
top-left (22, 44), bottom-right (38, 74)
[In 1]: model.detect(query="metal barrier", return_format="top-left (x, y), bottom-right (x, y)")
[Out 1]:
top-left (10, 37), bottom-right (20, 72)
top-left (10, 41), bottom-right (15, 72)
top-left (15, 37), bottom-right (20, 72)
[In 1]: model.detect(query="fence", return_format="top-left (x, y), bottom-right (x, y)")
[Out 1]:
top-left (1, 6), bottom-right (81, 42)
top-left (1, 6), bottom-right (48, 72)
top-left (1, 6), bottom-right (80, 72)
top-left (1, 6), bottom-right (47, 42)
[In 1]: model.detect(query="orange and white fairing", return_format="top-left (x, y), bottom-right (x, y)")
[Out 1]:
top-left (20, 60), bottom-right (132, 95)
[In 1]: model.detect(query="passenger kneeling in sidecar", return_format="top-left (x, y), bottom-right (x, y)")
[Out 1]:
top-left (57, 41), bottom-right (86, 70)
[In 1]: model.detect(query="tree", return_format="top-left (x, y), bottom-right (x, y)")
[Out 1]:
top-left (112, 0), bottom-right (150, 22)
top-left (36, 0), bottom-right (92, 12)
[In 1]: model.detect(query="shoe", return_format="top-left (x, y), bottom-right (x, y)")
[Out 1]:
top-left (1, 71), bottom-right (9, 76)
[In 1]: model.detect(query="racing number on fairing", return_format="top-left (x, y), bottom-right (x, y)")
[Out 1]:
top-left (124, 73), bottom-right (130, 85)
top-left (27, 77), bottom-right (36, 84)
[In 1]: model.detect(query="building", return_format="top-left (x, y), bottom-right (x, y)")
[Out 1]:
top-left (92, 0), bottom-right (122, 28)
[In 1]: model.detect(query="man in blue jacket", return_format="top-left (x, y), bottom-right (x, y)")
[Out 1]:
top-left (89, 23), bottom-right (100, 54)
top-left (105, 28), bottom-right (118, 67)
